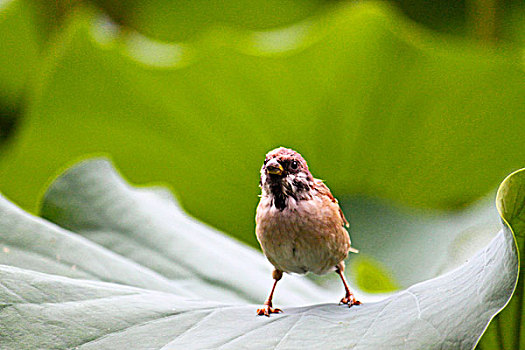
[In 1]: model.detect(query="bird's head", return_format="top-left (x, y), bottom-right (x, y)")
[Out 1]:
top-left (260, 147), bottom-right (314, 205)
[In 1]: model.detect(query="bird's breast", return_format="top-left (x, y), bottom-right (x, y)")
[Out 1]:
top-left (255, 195), bottom-right (350, 275)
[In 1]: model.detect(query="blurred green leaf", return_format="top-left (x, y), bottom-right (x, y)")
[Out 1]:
top-left (0, 2), bottom-right (523, 248)
top-left (392, 0), bottom-right (467, 34)
top-left (352, 255), bottom-right (400, 292)
top-left (0, 0), bottom-right (40, 143)
top-left (0, 0), bottom-right (39, 107)
top-left (89, 0), bottom-right (327, 41)
top-left (0, 159), bottom-right (519, 349)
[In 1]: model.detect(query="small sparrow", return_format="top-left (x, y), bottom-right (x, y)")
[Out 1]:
top-left (255, 147), bottom-right (360, 316)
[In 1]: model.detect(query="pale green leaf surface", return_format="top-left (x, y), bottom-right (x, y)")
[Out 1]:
top-left (0, 193), bottom-right (192, 296)
top-left (0, 212), bottom-right (517, 349)
top-left (478, 168), bottom-right (525, 350)
top-left (1, 159), bottom-right (521, 349)
top-left (0, 265), bottom-right (221, 349)
top-left (340, 196), bottom-right (500, 290)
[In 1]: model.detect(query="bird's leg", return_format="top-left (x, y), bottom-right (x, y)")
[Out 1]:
top-left (257, 269), bottom-right (283, 316)
top-left (336, 262), bottom-right (361, 307)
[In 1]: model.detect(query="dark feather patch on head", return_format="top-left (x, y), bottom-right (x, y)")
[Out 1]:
top-left (260, 147), bottom-right (314, 210)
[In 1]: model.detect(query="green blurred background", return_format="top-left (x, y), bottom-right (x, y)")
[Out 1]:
top-left (1, 0), bottom-right (523, 247)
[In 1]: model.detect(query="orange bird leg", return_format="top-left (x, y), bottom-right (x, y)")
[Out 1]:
top-left (336, 263), bottom-right (361, 307)
top-left (257, 269), bottom-right (283, 316)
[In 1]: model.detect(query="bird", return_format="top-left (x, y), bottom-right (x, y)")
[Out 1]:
top-left (255, 146), bottom-right (360, 316)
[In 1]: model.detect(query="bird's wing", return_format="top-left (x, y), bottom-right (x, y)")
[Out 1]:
top-left (313, 178), bottom-right (350, 228)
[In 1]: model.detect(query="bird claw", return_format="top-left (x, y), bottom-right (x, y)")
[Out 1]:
top-left (340, 295), bottom-right (361, 307)
top-left (256, 306), bottom-right (283, 317)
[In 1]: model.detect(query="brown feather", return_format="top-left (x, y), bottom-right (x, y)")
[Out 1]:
top-left (313, 179), bottom-right (350, 228)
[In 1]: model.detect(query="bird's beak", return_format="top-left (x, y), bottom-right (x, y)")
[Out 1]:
top-left (266, 159), bottom-right (284, 175)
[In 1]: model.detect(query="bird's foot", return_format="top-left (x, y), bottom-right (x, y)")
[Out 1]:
top-left (340, 294), bottom-right (361, 308)
top-left (256, 304), bottom-right (282, 317)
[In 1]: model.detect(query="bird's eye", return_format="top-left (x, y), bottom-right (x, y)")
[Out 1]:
top-left (290, 160), bottom-right (299, 169)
